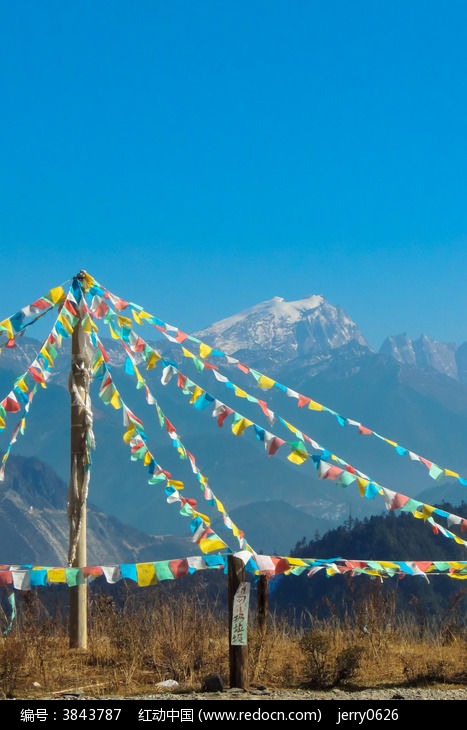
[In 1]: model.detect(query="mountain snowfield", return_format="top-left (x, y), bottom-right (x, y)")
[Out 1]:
top-left (194, 295), bottom-right (369, 359)
top-left (195, 294), bottom-right (467, 383)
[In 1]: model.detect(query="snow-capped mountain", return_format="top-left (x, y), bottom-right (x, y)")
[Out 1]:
top-left (379, 333), bottom-right (461, 380)
top-left (194, 295), bottom-right (370, 361)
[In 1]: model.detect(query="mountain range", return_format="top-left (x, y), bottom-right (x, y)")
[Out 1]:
top-left (0, 455), bottom-right (192, 566)
top-left (1, 293), bottom-right (466, 563)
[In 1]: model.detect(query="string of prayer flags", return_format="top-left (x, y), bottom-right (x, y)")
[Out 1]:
top-left (1, 271), bottom-right (464, 579)
top-left (0, 282), bottom-right (84, 479)
top-left (88, 278), bottom-right (467, 491)
top-left (87, 331), bottom-right (232, 556)
top-left (80, 279), bottom-right (467, 552)
top-left (85, 303), bottom-right (253, 554)
top-left (0, 282), bottom-right (69, 349)
top-left (145, 350), bottom-right (467, 548)
top-left (1, 554), bottom-right (465, 591)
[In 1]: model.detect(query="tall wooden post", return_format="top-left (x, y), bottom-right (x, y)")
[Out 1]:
top-left (68, 272), bottom-right (91, 649)
top-left (257, 574), bottom-right (269, 636)
top-left (228, 554), bottom-right (249, 690)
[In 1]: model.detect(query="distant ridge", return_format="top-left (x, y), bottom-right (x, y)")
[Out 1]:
top-left (194, 295), bottom-right (370, 361)
top-left (0, 455), bottom-right (192, 565)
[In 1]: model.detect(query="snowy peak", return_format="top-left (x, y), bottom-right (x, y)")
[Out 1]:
top-left (202, 295), bottom-right (323, 333)
top-left (380, 333), bottom-right (459, 379)
top-left (194, 295), bottom-right (370, 360)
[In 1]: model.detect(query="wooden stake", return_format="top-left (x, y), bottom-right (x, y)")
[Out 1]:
top-left (257, 574), bottom-right (269, 636)
top-left (227, 554), bottom-right (249, 690)
top-left (68, 272), bottom-right (91, 650)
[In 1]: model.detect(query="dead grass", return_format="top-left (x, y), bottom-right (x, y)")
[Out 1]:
top-left (0, 586), bottom-right (465, 698)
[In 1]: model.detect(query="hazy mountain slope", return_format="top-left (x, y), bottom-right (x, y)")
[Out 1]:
top-left (0, 455), bottom-right (192, 565)
top-left (270, 505), bottom-right (467, 619)
top-left (221, 500), bottom-right (334, 555)
top-left (380, 332), bottom-right (467, 382)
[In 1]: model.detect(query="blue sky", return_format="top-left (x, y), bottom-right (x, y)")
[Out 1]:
top-left (1, 2), bottom-right (467, 350)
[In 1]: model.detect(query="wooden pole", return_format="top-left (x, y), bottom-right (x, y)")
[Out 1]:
top-left (68, 272), bottom-right (91, 650)
top-left (227, 554), bottom-right (249, 690)
top-left (257, 574), bottom-right (269, 636)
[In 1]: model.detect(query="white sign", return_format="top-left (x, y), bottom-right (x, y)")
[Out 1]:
top-left (231, 581), bottom-right (250, 646)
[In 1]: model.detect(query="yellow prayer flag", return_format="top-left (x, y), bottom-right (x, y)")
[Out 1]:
top-left (57, 313), bottom-right (74, 334)
top-left (356, 477), bottom-right (368, 497)
top-left (453, 535), bottom-right (467, 546)
top-left (167, 479), bottom-right (184, 490)
top-left (15, 377), bottom-right (29, 393)
top-left (145, 351), bottom-right (160, 370)
top-left (0, 319), bottom-right (13, 339)
top-left (421, 504), bottom-right (435, 520)
top-left (110, 390), bottom-right (122, 409)
top-left (40, 346), bottom-right (54, 367)
top-left (190, 385), bottom-right (204, 404)
top-left (82, 314), bottom-right (97, 333)
top-left (108, 324), bottom-right (120, 340)
top-left (444, 469), bottom-right (460, 478)
top-left (48, 568), bottom-right (67, 583)
top-left (214, 497), bottom-right (225, 513)
top-left (83, 272), bottom-right (94, 289)
top-left (384, 439), bottom-right (398, 447)
top-left (117, 315), bottom-right (132, 330)
top-left (287, 558), bottom-right (307, 567)
top-left (182, 347), bottom-right (195, 359)
top-left (135, 367), bottom-right (145, 386)
top-left (143, 450), bottom-right (153, 466)
top-left (257, 374), bottom-right (275, 390)
top-left (133, 309), bottom-right (152, 324)
top-left (192, 510), bottom-right (210, 525)
top-left (233, 386), bottom-right (248, 398)
top-left (308, 400), bottom-right (324, 411)
top-left (199, 535), bottom-right (227, 553)
top-left (48, 286), bottom-right (65, 304)
top-left (136, 563), bottom-right (158, 587)
top-left (123, 425), bottom-right (135, 443)
top-left (287, 449), bottom-right (308, 465)
top-left (281, 419), bottom-right (298, 434)
top-left (231, 417), bottom-right (252, 436)
top-left (199, 343), bottom-right (212, 359)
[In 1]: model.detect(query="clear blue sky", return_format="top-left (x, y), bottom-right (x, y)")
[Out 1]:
top-left (1, 1), bottom-right (467, 350)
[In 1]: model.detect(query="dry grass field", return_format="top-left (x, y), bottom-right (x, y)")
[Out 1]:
top-left (0, 582), bottom-right (465, 699)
